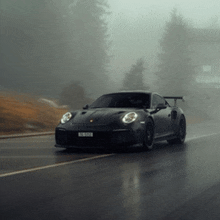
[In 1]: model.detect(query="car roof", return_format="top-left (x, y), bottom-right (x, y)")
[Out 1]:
top-left (102, 90), bottom-right (152, 96)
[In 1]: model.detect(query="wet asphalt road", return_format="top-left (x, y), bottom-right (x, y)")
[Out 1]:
top-left (1, 120), bottom-right (220, 220)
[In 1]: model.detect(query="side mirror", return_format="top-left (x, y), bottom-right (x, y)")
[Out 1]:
top-left (150, 103), bottom-right (166, 114)
top-left (83, 104), bottom-right (89, 110)
top-left (156, 103), bottom-right (167, 110)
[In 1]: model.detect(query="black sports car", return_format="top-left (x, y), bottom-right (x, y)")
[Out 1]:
top-left (55, 91), bottom-right (186, 150)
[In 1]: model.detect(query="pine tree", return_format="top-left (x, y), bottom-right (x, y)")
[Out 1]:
top-left (64, 0), bottom-right (111, 97)
top-left (0, 0), bottom-right (70, 97)
top-left (122, 58), bottom-right (148, 91)
top-left (156, 9), bottom-right (195, 96)
top-left (0, 0), bottom-right (111, 98)
top-left (59, 81), bottom-right (93, 109)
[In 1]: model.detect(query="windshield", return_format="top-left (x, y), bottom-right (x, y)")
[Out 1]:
top-left (89, 93), bottom-right (150, 109)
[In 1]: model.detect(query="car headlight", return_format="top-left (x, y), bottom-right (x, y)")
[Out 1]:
top-left (122, 112), bottom-right (138, 124)
top-left (61, 112), bottom-right (72, 124)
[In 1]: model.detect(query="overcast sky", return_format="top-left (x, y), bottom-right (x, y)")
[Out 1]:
top-left (106, 0), bottom-right (220, 86)
top-left (108, 0), bottom-right (219, 27)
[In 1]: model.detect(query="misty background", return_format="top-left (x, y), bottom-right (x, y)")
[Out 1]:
top-left (1, 0), bottom-right (220, 118)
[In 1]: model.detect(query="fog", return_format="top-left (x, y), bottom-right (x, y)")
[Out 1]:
top-left (0, 0), bottom-right (220, 119)
top-left (107, 0), bottom-right (220, 85)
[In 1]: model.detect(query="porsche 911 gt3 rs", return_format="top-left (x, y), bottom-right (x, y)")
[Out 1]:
top-left (55, 91), bottom-right (186, 150)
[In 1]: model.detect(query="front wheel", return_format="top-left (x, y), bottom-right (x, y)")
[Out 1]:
top-left (143, 121), bottom-right (154, 150)
top-left (167, 115), bottom-right (186, 144)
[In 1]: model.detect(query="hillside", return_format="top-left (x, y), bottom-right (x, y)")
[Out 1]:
top-left (0, 92), bottom-right (68, 135)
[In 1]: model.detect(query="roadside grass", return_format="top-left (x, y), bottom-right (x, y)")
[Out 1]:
top-left (186, 115), bottom-right (205, 124)
top-left (0, 92), bottom-right (68, 135)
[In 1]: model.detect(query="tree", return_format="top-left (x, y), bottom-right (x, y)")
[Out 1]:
top-left (59, 82), bottom-right (93, 110)
top-left (0, 0), bottom-right (111, 98)
top-left (0, 0), bottom-right (69, 97)
top-left (62, 0), bottom-right (111, 97)
top-left (156, 9), bottom-right (195, 96)
top-left (122, 58), bottom-right (148, 90)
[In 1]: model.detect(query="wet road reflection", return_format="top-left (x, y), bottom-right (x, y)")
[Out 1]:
top-left (1, 120), bottom-right (220, 219)
top-left (0, 135), bottom-right (109, 175)
top-left (121, 163), bottom-right (141, 219)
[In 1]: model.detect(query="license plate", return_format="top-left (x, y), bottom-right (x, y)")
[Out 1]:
top-left (78, 132), bottom-right (93, 137)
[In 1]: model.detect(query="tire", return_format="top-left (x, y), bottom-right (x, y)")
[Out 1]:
top-left (167, 115), bottom-right (186, 144)
top-left (143, 120), bottom-right (154, 150)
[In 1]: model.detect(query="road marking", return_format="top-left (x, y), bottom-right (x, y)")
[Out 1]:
top-left (0, 154), bottom-right (114, 178)
top-left (0, 155), bottom-right (55, 158)
top-left (187, 132), bottom-right (220, 141)
top-left (1, 133), bottom-right (219, 178)
top-left (0, 146), bottom-right (53, 149)
top-left (0, 140), bottom-right (53, 144)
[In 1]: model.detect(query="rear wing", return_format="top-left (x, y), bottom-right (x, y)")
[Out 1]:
top-left (164, 96), bottom-right (185, 106)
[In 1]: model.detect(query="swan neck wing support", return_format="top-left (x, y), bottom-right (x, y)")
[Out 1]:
top-left (164, 96), bottom-right (185, 106)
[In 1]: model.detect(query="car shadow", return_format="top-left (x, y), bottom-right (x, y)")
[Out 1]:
top-left (54, 141), bottom-right (187, 155)
top-left (55, 147), bottom-right (113, 155)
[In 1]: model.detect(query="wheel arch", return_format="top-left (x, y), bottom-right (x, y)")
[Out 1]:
top-left (147, 116), bottom-right (155, 127)
top-left (143, 116), bottom-right (155, 150)
top-left (174, 113), bottom-right (186, 136)
top-left (178, 113), bottom-right (186, 125)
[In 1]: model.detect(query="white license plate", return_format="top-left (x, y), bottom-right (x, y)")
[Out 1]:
top-left (78, 132), bottom-right (93, 137)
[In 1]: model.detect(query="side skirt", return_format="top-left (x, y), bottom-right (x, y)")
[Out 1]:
top-left (154, 134), bottom-right (176, 142)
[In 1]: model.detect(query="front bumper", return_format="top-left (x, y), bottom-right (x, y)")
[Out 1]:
top-left (55, 128), bottom-right (143, 148)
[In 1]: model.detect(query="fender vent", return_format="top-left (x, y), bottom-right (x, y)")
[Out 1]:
top-left (171, 111), bottom-right (177, 120)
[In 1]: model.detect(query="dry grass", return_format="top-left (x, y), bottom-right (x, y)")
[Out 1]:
top-left (186, 115), bottom-right (205, 125)
top-left (0, 92), bottom-right (68, 135)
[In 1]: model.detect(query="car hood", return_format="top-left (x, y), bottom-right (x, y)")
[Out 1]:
top-left (70, 108), bottom-right (137, 124)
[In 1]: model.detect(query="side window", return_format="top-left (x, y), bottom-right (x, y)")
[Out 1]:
top-left (152, 94), bottom-right (165, 108)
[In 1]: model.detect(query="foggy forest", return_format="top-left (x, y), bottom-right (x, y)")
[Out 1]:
top-left (0, 0), bottom-right (220, 133)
